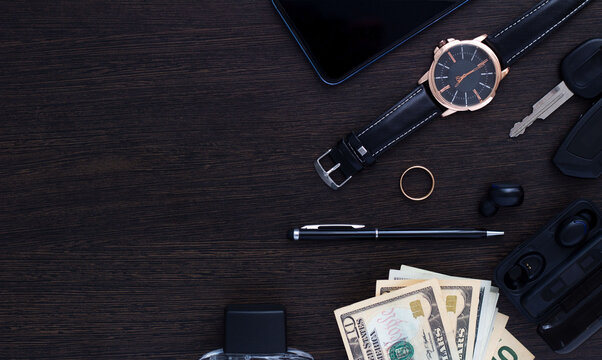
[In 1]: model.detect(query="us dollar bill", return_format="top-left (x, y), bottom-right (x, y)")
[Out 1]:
top-left (484, 312), bottom-right (534, 360)
top-left (375, 279), bottom-right (424, 296)
top-left (375, 279), bottom-right (480, 360)
top-left (389, 266), bottom-right (499, 360)
top-left (484, 312), bottom-right (509, 359)
top-left (334, 279), bottom-right (460, 360)
top-left (488, 328), bottom-right (535, 360)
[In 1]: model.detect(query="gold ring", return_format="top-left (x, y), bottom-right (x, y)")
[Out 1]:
top-left (400, 166), bottom-right (435, 201)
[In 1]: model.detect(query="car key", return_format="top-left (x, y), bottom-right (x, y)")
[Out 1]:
top-left (509, 38), bottom-right (602, 138)
top-left (553, 98), bottom-right (602, 179)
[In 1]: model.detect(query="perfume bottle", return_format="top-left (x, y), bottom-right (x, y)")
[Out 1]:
top-left (200, 304), bottom-right (314, 360)
top-left (199, 348), bottom-right (314, 360)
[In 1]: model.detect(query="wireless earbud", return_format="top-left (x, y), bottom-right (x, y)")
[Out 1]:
top-left (479, 183), bottom-right (524, 217)
top-left (504, 253), bottom-right (545, 290)
top-left (556, 211), bottom-right (593, 247)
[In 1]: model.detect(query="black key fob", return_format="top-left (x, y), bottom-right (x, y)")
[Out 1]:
top-left (561, 38), bottom-right (602, 99)
top-left (553, 98), bottom-right (602, 178)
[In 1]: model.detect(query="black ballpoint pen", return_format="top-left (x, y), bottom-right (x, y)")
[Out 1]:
top-left (287, 224), bottom-right (504, 240)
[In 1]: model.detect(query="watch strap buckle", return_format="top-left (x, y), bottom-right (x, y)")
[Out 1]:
top-left (314, 135), bottom-right (369, 190)
top-left (314, 149), bottom-right (352, 190)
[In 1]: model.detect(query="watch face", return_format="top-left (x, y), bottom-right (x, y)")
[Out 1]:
top-left (431, 41), bottom-right (500, 110)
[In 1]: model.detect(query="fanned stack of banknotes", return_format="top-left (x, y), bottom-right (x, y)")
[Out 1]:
top-left (334, 265), bottom-right (535, 360)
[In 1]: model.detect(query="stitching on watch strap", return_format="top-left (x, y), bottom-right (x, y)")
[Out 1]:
top-left (506, 0), bottom-right (591, 63)
top-left (357, 87), bottom-right (423, 137)
top-left (493, 0), bottom-right (552, 38)
top-left (373, 112), bottom-right (439, 156)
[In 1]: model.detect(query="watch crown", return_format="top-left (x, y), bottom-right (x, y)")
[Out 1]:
top-left (435, 40), bottom-right (448, 53)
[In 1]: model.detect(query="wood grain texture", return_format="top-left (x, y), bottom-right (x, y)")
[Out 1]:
top-left (0, 1), bottom-right (601, 359)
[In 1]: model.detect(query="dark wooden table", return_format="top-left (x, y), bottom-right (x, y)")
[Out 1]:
top-left (1, 1), bottom-right (601, 359)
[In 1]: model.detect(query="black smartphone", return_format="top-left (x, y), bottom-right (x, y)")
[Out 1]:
top-left (272, 0), bottom-right (471, 85)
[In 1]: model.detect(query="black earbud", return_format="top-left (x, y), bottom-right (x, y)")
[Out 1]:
top-left (479, 183), bottom-right (524, 217)
top-left (504, 253), bottom-right (545, 290)
top-left (557, 211), bottom-right (593, 247)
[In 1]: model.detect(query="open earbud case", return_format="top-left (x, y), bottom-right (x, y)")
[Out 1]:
top-left (494, 199), bottom-right (602, 354)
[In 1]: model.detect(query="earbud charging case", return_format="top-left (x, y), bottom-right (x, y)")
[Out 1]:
top-left (494, 199), bottom-right (601, 354)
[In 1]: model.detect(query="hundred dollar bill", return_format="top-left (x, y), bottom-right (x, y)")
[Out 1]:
top-left (389, 266), bottom-right (499, 360)
top-left (335, 279), bottom-right (460, 360)
top-left (488, 328), bottom-right (535, 360)
top-left (376, 279), bottom-right (480, 360)
top-left (483, 312), bottom-right (509, 359)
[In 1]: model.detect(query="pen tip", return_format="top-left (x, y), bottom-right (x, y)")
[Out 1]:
top-left (487, 231), bottom-right (505, 237)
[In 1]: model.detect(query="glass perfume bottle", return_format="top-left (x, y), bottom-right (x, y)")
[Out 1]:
top-left (200, 348), bottom-right (314, 360)
top-left (200, 304), bottom-right (314, 360)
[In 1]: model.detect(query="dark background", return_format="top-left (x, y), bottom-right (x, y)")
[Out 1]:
top-left (1, 1), bottom-right (600, 359)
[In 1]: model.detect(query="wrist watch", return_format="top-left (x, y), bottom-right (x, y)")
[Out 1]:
top-left (315, 0), bottom-right (593, 190)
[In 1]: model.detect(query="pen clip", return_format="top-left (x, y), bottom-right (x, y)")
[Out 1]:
top-left (301, 224), bottom-right (366, 230)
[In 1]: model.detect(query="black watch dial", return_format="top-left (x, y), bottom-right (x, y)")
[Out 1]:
top-left (433, 43), bottom-right (498, 108)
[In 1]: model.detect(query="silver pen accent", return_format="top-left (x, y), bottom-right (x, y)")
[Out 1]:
top-left (300, 224), bottom-right (365, 230)
top-left (487, 231), bottom-right (504, 237)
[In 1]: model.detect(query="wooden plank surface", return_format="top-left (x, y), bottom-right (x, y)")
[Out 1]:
top-left (1, 1), bottom-right (601, 359)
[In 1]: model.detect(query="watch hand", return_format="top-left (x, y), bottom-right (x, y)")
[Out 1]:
top-left (455, 66), bottom-right (480, 86)
top-left (455, 59), bottom-right (489, 87)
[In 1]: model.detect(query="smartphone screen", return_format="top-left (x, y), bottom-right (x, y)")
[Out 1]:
top-left (272, 0), bottom-right (470, 85)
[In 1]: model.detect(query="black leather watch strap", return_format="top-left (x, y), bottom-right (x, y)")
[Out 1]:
top-left (315, 85), bottom-right (442, 189)
top-left (485, 0), bottom-right (592, 68)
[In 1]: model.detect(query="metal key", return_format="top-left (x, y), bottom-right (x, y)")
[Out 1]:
top-left (509, 38), bottom-right (602, 138)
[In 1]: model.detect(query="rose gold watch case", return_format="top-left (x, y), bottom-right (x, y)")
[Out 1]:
top-left (419, 34), bottom-right (509, 117)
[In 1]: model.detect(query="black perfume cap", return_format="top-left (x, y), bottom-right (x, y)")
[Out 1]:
top-left (224, 304), bottom-right (287, 354)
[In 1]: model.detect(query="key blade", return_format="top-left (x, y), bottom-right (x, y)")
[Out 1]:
top-left (532, 81), bottom-right (574, 119)
top-left (509, 82), bottom-right (574, 137)
top-left (509, 114), bottom-right (536, 137)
